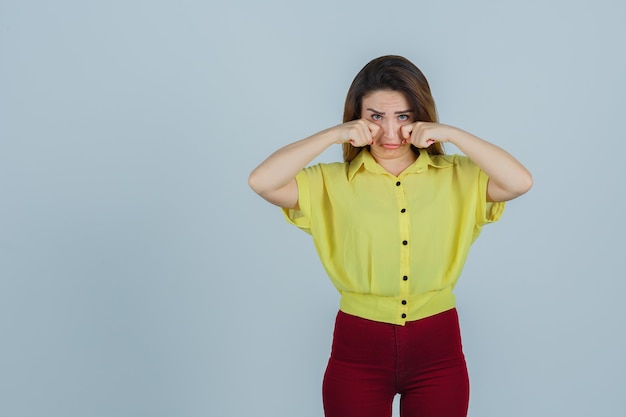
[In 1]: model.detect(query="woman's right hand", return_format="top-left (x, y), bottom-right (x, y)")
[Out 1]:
top-left (249, 119), bottom-right (379, 209)
top-left (331, 119), bottom-right (380, 146)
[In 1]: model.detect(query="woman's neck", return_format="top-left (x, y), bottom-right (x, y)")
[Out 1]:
top-left (372, 149), bottom-right (418, 177)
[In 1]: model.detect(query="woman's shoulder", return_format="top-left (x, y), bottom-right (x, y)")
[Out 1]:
top-left (304, 161), bottom-right (349, 174)
top-left (430, 153), bottom-right (476, 169)
top-left (299, 161), bottom-right (351, 187)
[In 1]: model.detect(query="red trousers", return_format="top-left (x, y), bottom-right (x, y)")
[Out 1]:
top-left (322, 308), bottom-right (469, 417)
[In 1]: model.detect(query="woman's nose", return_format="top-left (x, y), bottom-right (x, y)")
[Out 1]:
top-left (382, 121), bottom-right (399, 139)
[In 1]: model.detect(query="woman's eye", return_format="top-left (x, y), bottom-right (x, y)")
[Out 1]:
top-left (372, 114), bottom-right (382, 121)
top-left (398, 114), bottom-right (409, 121)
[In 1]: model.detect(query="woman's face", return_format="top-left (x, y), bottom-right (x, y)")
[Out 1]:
top-left (361, 90), bottom-right (415, 160)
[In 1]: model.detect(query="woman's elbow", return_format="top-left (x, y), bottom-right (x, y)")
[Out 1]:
top-left (518, 170), bottom-right (533, 195)
top-left (248, 169), bottom-right (265, 196)
top-left (508, 171), bottom-right (533, 200)
top-left (488, 170), bottom-right (533, 202)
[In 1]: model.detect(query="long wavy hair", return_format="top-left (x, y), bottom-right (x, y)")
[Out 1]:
top-left (342, 55), bottom-right (444, 162)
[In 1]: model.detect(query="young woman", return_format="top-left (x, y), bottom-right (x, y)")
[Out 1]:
top-left (248, 55), bottom-right (532, 417)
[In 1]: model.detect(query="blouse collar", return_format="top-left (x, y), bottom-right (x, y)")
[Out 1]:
top-left (347, 148), bottom-right (452, 181)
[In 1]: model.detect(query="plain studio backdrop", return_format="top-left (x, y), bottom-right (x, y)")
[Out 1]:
top-left (1, 0), bottom-right (624, 416)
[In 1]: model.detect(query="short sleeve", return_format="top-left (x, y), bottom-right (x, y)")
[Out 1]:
top-left (476, 169), bottom-right (505, 225)
top-left (281, 169), bottom-right (312, 234)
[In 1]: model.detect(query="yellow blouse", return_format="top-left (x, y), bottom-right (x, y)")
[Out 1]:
top-left (282, 148), bottom-right (505, 325)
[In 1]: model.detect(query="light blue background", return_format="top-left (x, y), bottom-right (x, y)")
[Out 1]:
top-left (1, 0), bottom-right (624, 416)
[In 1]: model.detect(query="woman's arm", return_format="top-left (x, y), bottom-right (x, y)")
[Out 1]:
top-left (248, 120), bottom-right (379, 208)
top-left (402, 122), bottom-right (533, 202)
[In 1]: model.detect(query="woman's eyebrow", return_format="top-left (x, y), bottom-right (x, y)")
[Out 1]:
top-left (365, 108), bottom-right (413, 114)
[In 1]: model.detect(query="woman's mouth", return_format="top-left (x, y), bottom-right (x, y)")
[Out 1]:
top-left (380, 143), bottom-right (402, 149)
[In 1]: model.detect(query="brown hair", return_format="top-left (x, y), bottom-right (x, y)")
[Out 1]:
top-left (342, 55), bottom-right (445, 162)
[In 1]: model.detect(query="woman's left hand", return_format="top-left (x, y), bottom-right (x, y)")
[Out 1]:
top-left (400, 121), bottom-right (455, 148)
top-left (401, 121), bottom-right (533, 202)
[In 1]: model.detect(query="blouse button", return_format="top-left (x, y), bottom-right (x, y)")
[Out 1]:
top-left (401, 300), bottom-right (407, 305)
top-left (402, 276), bottom-right (408, 281)
top-left (396, 181), bottom-right (401, 186)
top-left (402, 240), bottom-right (408, 245)
top-left (401, 313), bottom-right (407, 319)
top-left (401, 208), bottom-right (406, 213)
